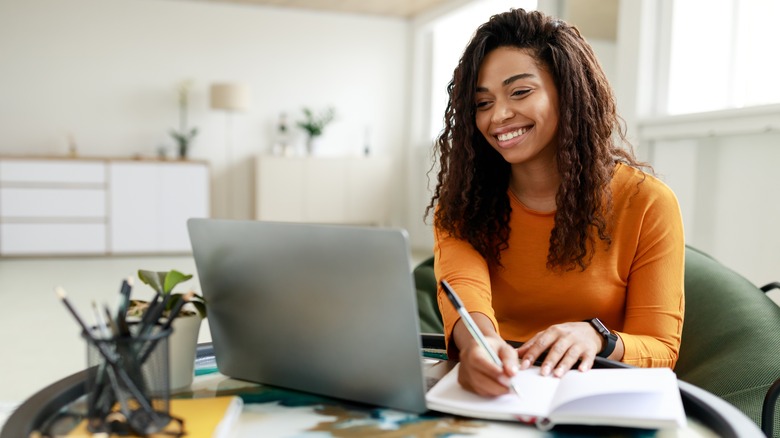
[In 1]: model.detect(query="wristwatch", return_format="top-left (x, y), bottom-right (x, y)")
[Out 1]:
top-left (586, 318), bottom-right (618, 358)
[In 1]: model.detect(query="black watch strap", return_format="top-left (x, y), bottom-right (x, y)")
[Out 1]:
top-left (586, 318), bottom-right (617, 358)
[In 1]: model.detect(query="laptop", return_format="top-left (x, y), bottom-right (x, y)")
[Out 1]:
top-left (187, 218), bottom-right (428, 413)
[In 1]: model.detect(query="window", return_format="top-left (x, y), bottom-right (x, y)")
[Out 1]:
top-left (666, 0), bottom-right (780, 115)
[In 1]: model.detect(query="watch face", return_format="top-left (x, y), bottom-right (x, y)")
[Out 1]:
top-left (591, 318), bottom-right (609, 335)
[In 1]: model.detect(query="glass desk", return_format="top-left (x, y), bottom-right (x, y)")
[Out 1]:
top-left (2, 342), bottom-right (764, 437)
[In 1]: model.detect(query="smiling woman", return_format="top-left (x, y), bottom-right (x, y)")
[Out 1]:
top-left (425, 8), bottom-right (685, 399)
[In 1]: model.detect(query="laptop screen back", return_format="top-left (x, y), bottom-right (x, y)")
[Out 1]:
top-left (187, 218), bottom-right (428, 413)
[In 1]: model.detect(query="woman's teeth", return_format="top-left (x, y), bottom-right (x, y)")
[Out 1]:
top-left (497, 127), bottom-right (529, 142)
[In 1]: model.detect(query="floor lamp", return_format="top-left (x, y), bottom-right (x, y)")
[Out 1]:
top-left (210, 82), bottom-right (250, 219)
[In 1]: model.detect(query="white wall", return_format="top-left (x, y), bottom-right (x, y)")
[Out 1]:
top-left (651, 131), bottom-right (780, 288)
top-left (0, 0), bottom-right (410, 222)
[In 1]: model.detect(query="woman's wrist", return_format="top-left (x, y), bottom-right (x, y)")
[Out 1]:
top-left (453, 312), bottom-right (500, 352)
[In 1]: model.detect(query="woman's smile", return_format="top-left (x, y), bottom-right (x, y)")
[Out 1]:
top-left (494, 125), bottom-right (532, 147)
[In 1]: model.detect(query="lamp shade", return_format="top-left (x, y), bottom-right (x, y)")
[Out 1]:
top-left (209, 82), bottom-right (251, 111)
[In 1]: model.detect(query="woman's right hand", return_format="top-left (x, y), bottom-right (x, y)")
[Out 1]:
top-left (453, 314), bottom-right (520, 397)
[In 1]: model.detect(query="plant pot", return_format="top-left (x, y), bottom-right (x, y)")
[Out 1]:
top-left (168, 314), bottom-right (203, 391)
top-left (176, 138), bottom-right (190, 160)
top-left (305, 136), bottom-right (322, 156)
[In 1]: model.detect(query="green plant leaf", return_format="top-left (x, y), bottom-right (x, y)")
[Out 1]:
top-left (296, 106), bottom-right (335, 137)
top-left (138, 269), bottom-right (166, 294)
top-left (190, 300), bottom-right (207, 319)
top-left (164, 293), bottom-right (183, 313)
top-left (165, 291), bottom-right (207, 318)
top-left (163, 270), bottom-right (193, 294)
top-left (137, 269), bottom-right (205, 317)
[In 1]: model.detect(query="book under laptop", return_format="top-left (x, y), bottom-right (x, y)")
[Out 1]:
top-left (187, 218), bottom-right (428, 413)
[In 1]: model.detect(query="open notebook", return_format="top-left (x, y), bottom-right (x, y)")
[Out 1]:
top-left (426, 363), bottom-right (687, 431)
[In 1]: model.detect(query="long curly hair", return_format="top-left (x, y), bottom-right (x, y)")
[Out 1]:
top-left (426, 8), bottom-right (646, 271)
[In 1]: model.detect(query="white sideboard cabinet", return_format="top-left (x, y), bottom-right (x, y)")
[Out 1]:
top-left (0, 158), bottom-right (108, 255)
top-left (109, 161), bottom-right (210, 254)
top-left (255, 155), bottom-right (392, 225)
top-left (0, 157), bottom-right (209, 256)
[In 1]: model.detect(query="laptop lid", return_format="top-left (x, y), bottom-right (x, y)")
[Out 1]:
top-left (187, 218), bottom-right (428, 413)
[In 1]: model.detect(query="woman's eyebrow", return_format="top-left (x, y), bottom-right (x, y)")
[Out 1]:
top-left (503, 73), bottom-right (535, 85)
top-left (476, 73), bottom-right (536, 92)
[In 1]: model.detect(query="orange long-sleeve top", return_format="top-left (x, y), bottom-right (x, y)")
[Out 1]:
top-left (434, 164), bottom-right (685, 368)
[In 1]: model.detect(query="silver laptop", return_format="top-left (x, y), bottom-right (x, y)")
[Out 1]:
top-left (187, 218), bottom-right (428, 413)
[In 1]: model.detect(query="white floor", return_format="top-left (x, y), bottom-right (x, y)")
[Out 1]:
top-left (0, 250), bottom-right (433, 429)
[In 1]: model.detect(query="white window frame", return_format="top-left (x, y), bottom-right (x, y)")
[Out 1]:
top-left (626, 0), bottom-right (780, 145)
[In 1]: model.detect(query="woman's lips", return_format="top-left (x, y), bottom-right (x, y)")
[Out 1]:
top-left (495, 126), bottom-right (531, 147)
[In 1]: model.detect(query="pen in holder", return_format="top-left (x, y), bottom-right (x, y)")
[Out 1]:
top-left (83, 322), bottom-right (181, 436)
top-left (56, 278), bottom-right (194, 436)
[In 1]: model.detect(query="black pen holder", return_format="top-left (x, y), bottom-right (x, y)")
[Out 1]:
top-left (83, 323), bottom-right (181, 436)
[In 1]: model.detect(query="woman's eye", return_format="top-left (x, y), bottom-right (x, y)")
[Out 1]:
top-left (475, 100), bottom-right (492, 109)
top-left (512, 89), bottom-right (531, 97)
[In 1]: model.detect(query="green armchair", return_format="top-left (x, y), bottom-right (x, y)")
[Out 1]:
top-left (412, 246), bottom-right (780, 435)
top-left (677, 245), bottom-right (780, 436)
top-left (413, 256), bottom-right (443, 334)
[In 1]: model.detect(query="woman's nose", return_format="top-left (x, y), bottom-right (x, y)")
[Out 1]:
top-left (491, 98), bottom-right (514, 123)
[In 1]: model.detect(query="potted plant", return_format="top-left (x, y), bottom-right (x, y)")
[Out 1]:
top-left (169, 80), bottom-right (198, 160)
top-left (132, 269), bottom-right (206, 390)
top-left (296, 106), bottom-right (335, 155)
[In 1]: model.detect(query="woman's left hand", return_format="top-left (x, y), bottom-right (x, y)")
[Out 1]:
top-left (515, 321), bottom-right (605, 377)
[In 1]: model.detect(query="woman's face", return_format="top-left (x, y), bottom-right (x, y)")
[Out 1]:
top-left (474, 47), bottom-right (560, 167)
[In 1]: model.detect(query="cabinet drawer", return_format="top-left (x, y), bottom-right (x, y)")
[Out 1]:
top-left (0, 223), bottom-right (106, 255)
top-left (0, 188), bottom-right (107, 218)
top-left (0, 159), bottom-right (106, 184)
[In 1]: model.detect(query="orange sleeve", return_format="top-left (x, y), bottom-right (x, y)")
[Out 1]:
top-left (613, 175), bottom-right (685, 368)
top-left (432, 226), bottom-right (496, 359)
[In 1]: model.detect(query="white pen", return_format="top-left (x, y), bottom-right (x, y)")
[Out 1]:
top-left (441, 279), bottom-right (522, 397)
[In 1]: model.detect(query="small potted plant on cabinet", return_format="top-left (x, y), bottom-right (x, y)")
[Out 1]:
top-left (296, 106), bottom-right (336, 155)
top-left (169, 80), bottom-right (198, 160)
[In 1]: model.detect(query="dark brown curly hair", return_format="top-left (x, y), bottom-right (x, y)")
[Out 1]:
top-left (426, 8), bottom-right (647, 271)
